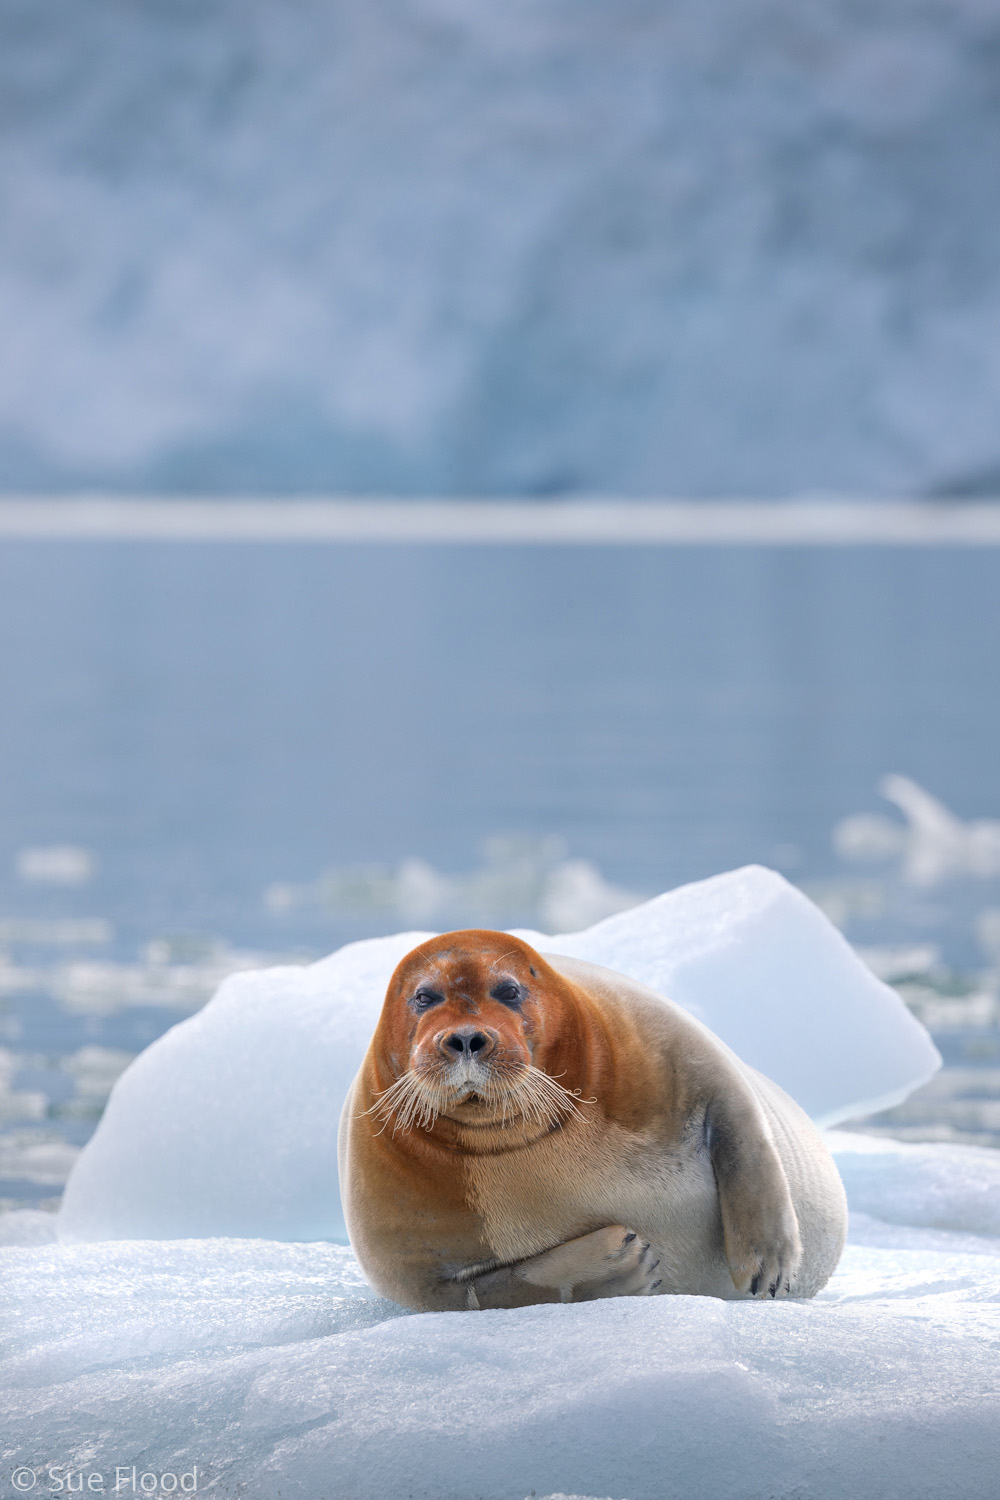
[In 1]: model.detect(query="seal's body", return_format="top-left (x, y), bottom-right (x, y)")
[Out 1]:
top-left (339, 931), bottom-right (847, 1312)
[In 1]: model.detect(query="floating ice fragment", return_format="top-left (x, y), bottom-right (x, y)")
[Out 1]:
top-left (50, 942), bottom-right (274, 1015)
top-left (58, 867), bottom-right (939, 1244)
top-left (0, 918), bottom-right (112, 945)
top-left (538, 858), bottom-right (639, 932)
top-left (834, 775), bottom-right (1000, 886)
top-left (884, 774), bottom-right (1000, 884)
top-left (0, 1131), bottom-right (80, 1186)
top-left (833, 812), bottom-right (905, 863)
top-left (854, 945), bottom-right (939, 982)
top-left (59, 1047), bottom-right (135, 1115)
top-left (0, 1048), bottom-right (47, 1124)
top-left (15, 845), bottom-right (95, 885)
top-left (976, 907), bottom-right (1000, 962)
top-left (265, 836), bottom-right (641, 933)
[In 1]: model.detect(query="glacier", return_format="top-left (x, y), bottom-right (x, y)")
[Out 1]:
top-left (2, 0), bottom-right (1000, 496)
top-left (55, 866), bottom-right (940, 1244)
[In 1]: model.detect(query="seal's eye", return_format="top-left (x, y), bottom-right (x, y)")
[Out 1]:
top-left (491, 981), bottom-right (522, 1007)
top-left (411, 988), bottom-right (444, 1012)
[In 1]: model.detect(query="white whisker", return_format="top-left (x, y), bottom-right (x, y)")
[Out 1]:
top-left (366, 1061), bottom-right (590, 1137)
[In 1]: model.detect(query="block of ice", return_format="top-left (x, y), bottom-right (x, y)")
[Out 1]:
top-left (58, 866), bottom-right (938, 1244)
top-left (59, 929), bottom-right (432, 1243)
top-left (516, 865), bottom-right (941, 1124)
top-left (5, 1136), bottom-right (1000, 1500)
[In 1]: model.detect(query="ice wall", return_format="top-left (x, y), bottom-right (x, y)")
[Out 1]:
top-left (2, 0), bottom-right (1000, 496)
top-left (57, 866), bottom-right (939, 1244)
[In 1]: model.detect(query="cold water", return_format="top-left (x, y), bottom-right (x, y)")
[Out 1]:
top-left (1, 540), bottom-right (999, 1212)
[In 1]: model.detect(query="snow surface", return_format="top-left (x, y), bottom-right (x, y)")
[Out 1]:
top-left (3, 1), bottom-right (1000, 496)
top-left (57, 866), bottom-right (939, 1243)
top-left (4, 1137), bottom-right (1000, 1500)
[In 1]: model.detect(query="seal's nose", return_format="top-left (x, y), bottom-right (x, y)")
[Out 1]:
top-left (439, 1026), bottom-right (497, 1060)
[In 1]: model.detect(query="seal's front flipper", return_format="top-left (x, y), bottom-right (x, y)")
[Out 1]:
top-left (513, 1225), bottom-right (662, 1303)
top-left (707, 1085), bottom-right (803, 1298)
top-left (455, 1225), bottom-right (661, 1309)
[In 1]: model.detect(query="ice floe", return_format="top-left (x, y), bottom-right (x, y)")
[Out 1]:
top-left (834, 774), bottom-right (1000, 887)
top-left (0, 937), bottom-right (272, 1016)
top-left (2, 868), bottom-right (994, 1498)
top-left (265, 834), bottom-right (642, 934)
top-left (3, 1136), bottom-right (999, 1500)
top-left (15, 845), bottom-right (95, 887)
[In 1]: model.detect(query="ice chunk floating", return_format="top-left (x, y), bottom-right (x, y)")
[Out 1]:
top-left (58, 867), bottom-right (939, 1244)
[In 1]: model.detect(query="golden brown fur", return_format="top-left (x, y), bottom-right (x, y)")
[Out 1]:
top-left (338, 930), bottom-right (847, 1311)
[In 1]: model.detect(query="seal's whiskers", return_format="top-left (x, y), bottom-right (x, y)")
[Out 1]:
top-left (367, 1062), bottom-right (586, 1136)
top-left (480, 1064), bottom-right (586, 1129)
top-left (366, 1070), bottom-right (448, 1135)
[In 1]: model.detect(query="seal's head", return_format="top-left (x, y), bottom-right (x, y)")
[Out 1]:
top-left (367, 930), bottom-right (587, 1138)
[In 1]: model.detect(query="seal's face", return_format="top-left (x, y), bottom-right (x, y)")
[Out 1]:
top-left (368, 931), bottom-right (582, 1138)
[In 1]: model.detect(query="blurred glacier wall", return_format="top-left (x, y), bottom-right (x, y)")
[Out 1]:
top-left (2, 0), bottom-right (999, 497)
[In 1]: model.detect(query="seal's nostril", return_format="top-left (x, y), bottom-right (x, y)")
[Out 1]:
top-left (441, 1028), bottom-right (493, 1058)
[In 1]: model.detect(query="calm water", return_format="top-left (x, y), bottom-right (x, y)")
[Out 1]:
top-left (2, 542), bottom-right (1000, 1209)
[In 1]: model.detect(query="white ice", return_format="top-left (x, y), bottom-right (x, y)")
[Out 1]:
top-left (14, 846), bottom-right (94, 887)
top-left (57, 867), bottom-right (939, 1244)
top-left (834, 774), bottom-right (1000, 887)
top-left (4, 1137), bottom-right (1000, 1500)
top-left (265, 833), bottom-right (641, 934)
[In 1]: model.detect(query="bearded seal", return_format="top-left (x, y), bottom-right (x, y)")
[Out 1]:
top-left (338, 930), bottom-right (847, 1312)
